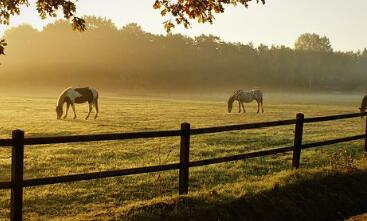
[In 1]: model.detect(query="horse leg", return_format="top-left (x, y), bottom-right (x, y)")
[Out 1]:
top-left (261, 98), bottom-right (264, 113)
top-left (71, 103), bottom-right (77, 119)
top-left (241, 102), bottom-right (246, 113)
top-left (86, 103), bottom-right (92, 120)
top-left (63, 103), bottom-right (70, 119)
top-left (257, 101), bottom-right (260, 113)
top-left (93, 99), bottom-right (99, 119)
top-left (238, 101), bottom-right (241, 113)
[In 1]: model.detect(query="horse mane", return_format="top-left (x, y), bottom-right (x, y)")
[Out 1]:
top-left (227, 94), bottom-right (236, 109)
top-left (56, 87), bottom-right (72, 106)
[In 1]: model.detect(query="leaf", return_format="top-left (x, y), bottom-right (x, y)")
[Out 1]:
top-left (0, 39), bottom-right (6, 55)
top-left (163, 21), bottom-right (175, 32)
top-left (72, 17), bottom-right (87, 32)
top-left (153, 0), bottom-right (161, 9)
top-left (161, 9), bottom-right (167, 16)
top-left (0, 46), bottom-right (5, 55)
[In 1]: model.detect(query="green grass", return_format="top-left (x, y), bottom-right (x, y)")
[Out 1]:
top-left (0, 94), bottom-right (366, 220)
top-left (113, 163), bottom-right (367, 221)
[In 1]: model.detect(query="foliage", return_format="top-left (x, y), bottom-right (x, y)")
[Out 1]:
top-left (0, 39), bottom-right (6, 55)
top-left (0, 0), bottom-right (265, 54)
top-left (0, 0), bottom-right (85, 30)
top-left (0, 0), bottom-right (86, 54)
top-left (1, 18), bottom-right (367, 93)
top-left (294, 33), bottom-right (333, 52)
top-left (153, 0), bottom-right (265, 32)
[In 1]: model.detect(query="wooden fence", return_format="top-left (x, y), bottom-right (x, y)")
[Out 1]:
top-left (0, 112), bottom-right (366, 221)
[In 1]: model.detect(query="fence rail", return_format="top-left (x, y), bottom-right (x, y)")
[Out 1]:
top-left (302, 134), bottom-right (365, 149)
top-left (190, 119), bottom-right (296, 134)
top-left (22, 163), bottom-right (181, 187)
top-left (189, 145), bottom-right (294, 167)
top-left (0, 112), bottom-right (366, 221)
top-left (303, 112), bottom-right (363, 123)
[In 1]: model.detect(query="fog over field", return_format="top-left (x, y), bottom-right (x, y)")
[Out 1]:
top-left (0, 17), bottom-right (366, 96)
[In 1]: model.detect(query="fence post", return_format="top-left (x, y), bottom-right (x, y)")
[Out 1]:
top-left (292, 113), bottom-right (304, 169)
top-left (179, 123), bottom-right (190, 195)
top-left (11, 130), bottom-right (25, 221)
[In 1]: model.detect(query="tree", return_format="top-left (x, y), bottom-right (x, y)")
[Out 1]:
top-left (83, 16), bottom-right (117, 32)
top-left (2, 20), bottom-right (366, 92)
top-left (0, 0), bottom-right (265, 55)
top-left (294, 33), bottom-right (332, 52)
top-left (294, 33), bottom-right (333, 89)
top-left (121, 23), bottom-right (145, 35)
top-left (153, 0), bottom-right (265, 32)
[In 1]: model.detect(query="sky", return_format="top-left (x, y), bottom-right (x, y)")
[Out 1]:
top-left (1, 0), bottom-right (367, 51)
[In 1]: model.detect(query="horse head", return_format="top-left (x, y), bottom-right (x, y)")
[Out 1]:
top-left (56, 105), bottom-right (63, 120)
top-left (227, 96), bottom-right (235, 113)
top-left (360, 95), bottom-right (367, 118)
top-left (359, 107), bottom-right (366, 118)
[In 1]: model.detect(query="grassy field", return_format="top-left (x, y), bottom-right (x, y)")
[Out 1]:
top-left (0, 93), bottom-right (366, 220)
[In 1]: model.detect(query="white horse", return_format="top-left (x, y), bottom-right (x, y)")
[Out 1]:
top-left (227, 89), bottom-right (264, 113)
top-left (56, 87), bottom-right (99, 120)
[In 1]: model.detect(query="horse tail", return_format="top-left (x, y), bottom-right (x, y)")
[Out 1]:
top-left (260, 93), bottom-right (263, 105)
top-left (93, 90), bottom-right (99, 119)
top-left (94, 92), bottom-right (99, 112)
top-left (260, 92), bottom-right (264, 113)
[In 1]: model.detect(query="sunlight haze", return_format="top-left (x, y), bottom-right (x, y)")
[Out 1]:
top-left (0, 0), bottom-right (366, 51)
top-left (1, 1), bottom-right (367, 220)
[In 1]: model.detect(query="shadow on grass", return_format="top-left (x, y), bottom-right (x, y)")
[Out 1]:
top-left (121, 169), bottom-right (367, 221)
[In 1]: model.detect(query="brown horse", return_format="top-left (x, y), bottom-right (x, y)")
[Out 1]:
top-left (56, 87), bottom-right (99, 120)
top-left (359, 95), bottom-right (367, 118)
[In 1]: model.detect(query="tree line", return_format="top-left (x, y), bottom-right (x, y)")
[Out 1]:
top-left (0, 16), bottom-right (366, 94)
